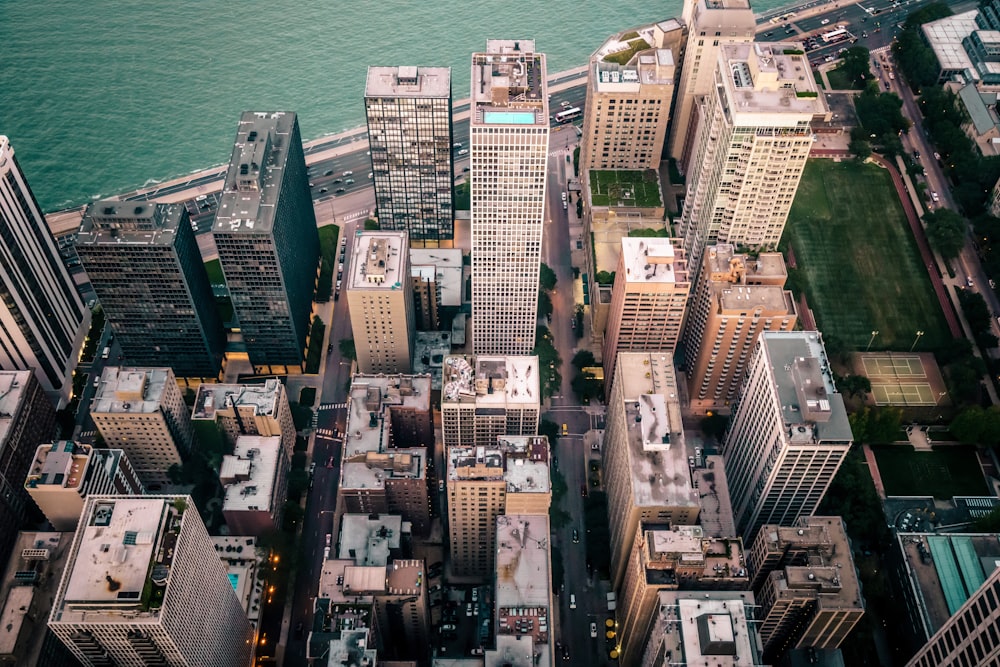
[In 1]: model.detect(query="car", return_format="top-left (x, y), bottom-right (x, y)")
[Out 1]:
top-left (336, 271), bottom-right (342, 280)
top-left (569, 594), bottom-right (576, 609)
top-left (336, 280), bottom-right (342, 290)
top-left (581, 484), bottom-right (588, 498)
top-left (339, 252), bottom-right (345, 262)
top-left (561, 100), bottom-right (570, 108)
top-left (343, 170), bottom-right (353, 176)
top-left (562, 423), bottom-right (568, 436)
top-left (346, 178), bottom-right (355, 184)
top-left (324, 170), bottom-right (334, 176)
top-left (590, 622), bottom-right (598, 638)
top-left (336, 188), bottom-right (345, 194)
top-left (861, 31), bottom-right (868, 38)
top-left (471, 588), bottom-right (479, 602)
top-left (441, 624), bottom-right (456, 632)
top-left (453, 142), bottom-right (463, 149)
top-left (561, 191), bottom-right (567, 201)
top-left (466, 603), bottom-right (473, 617)
top-left (367, 172), bottom-right (373, 178)
top-left (333, 178), bottom-right (343, 184)
top-left (967, 276), bottom-right (974, 287)
top-left (429, 584), bottom-right (442, 594)
top-left (820, 18), bottom-right (830, 24)
top-left (562, 646), bottom-right (570, 661)
top-left (572, 529), bottom-right (579, 543)
top-left (592, 442), bottom-right (600, 451)
top-left (990, 279), bottom-right (996, 289)
top-left (341, 237), bottom-right (347, 246)
top-left (457, 149), bottom-right (469, 156)
top-left (308, 181), bottom-right (315, 187)
top-left (764, 31), bottom-right (773, 37)
top-left (327, 456), bottom-right (334, 469)
top-left (338, 263), bottom-right (344, 272)
top-left (438, 479), bottom-right (445, 492)
top-left (319, 187), bottom-right (328, 193)
top-left (931, 191), bottom-right (940, 203)
top-left (913, 150), bottom-right (921, 160)
top-left (934, 152), bottom-right (942, 161)
top-left (562, 201), bottom-right (568, 210)
top-left (463, 167), bottom-right (470, 172)
top-left (309, 462), bottom-right (316, 475)
top-left (325, 533), bottom-right (332, 547)
top-left (471, 648), bottom-right (485, 656)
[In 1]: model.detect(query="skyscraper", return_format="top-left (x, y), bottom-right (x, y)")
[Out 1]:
top-left (441, 355), bottom-right (540, 448)
top-left (470, 40), bottom-right (549, 355)
top-left (724, 332), bottom-right (852, 541)
top-left (346, 231), bottom-right (416, 373)
top-left (678, 43), bottom-right (827, 272)
top-left (76, 201), bottom-right (225, 379)
top-left (48, 496), bottom-right (253, 667)
top-left (365, 66), bottom-right (454, 246)
top-left (602, 237), bottom-right (690, 386)
top-left (667, 0), bottom-right (756, 169)
top-left (0, 137), bottom-right (88, 407)
top-left (684, 245), bottom-right (797, 411)
top-left (213, 111), bottom-right (319, 373)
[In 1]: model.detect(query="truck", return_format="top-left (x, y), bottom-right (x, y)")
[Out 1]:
top-left (101, 346), bottom-right (111, 360)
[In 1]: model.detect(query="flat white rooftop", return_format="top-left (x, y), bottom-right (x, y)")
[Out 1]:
top-left (922, 11), bottom-right (979, 76)
top-left (365, 66), bottom-right (452, 98)
top-left (220, 435), bottom-right (281, 513)
top-left (92, 367), bottom-right (171, 415)
top-left (442, 355), bottom-right (539, 404)
top-left (0, 371), bottom-right (32, 445)
top-left (338, 514), bottom-right (403, 567)
top-left (621, 237), bottom-right (685, 284)
top-left (193, 379), bottom-right (283, 420)
top-left (348, 231), bottom-right (409, 291)
top-left (720, 42), bottom-right (827, 119)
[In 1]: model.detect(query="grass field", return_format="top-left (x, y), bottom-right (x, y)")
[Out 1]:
top-left (783, 160), bottom-right (949, 351)
top-left (589, 169), bottom-right (662, 207)
top-left (872, 445), bottom-right (987, 498)
top-left (826, 66), bottom-right (862, 90)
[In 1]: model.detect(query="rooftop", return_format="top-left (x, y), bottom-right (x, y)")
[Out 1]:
top-left (410, 248), bottom-right (463, 307)
top-left (896, 531), bottom-right (1000, 639)
top-left (693, 456), bottom-right (738, 539)
top-left (193, 379), bottom-right (284, 421)
top-left (214, 111), bottom-right (297, 234)
top-left (651, 591), bottom-right (762, 667)
top-left (703, 246), bottom-right (788, 287)
top-left (495, 514), bottom-right (551, 663)
top-left (78, 200), bottom-right (185, 248)
top-left (442, 355), bottom-right (540, 404)
top-left (487, 633), bottom-right (542, 667)
top-left (615, 353), bottom-right (699, 511)
top-left (0, 371), bottom-right (34, 444)
top-left (644, 525), bottom-right (749, 586)
top-left (210, 535), bottom-right (260, 621)
top-left (325, 628), bottom-right (377, 667)
top-left (91, 367), bottom-right (173, 415)
top-left (413, 331), bottom-right (452, 389)
top-left (718, 42), bottom-right (827, 119)
top-left (718, 284), bottom-right (794, 313)
top-left (365, 66), bottom-right (452, 98)
top-left (220, 435), bottom-right (281, 513)
top-left (499, 436), bottom-right (551, 494)
top-left (24, 441), bottom-right (91, 490)
top-left (337, 514), bottom-right (403, 567)
top-left (620, 237), bottom-right (687, 285)
top-left (472, 40), bottom-right (548, 127)
top-left (762, 332), bottom-right (853, 444)
top-left (922, 11), bottom-right (979, 78)
top-left (348, 231), bottom-right (409, 291)
top-left (386, 558), bottom-right (426, 596)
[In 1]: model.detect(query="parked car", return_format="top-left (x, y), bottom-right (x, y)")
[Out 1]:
top-left (590, 622), bottom-right (598, 638)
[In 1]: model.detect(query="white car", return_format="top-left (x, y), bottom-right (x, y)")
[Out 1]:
top-left (590, 622), bottom-right (598, 638)
top-left (821, 18), bottom-right (830, 24)
top-left (343, 170), bottom-right (353, 176)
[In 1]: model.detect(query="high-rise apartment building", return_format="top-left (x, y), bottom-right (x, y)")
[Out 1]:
top-left (346, 231), bottom-right (415, 373)
top-left (640, 590), bottom-right (765, 666)
top-left (191, 379), bottom-right (296, 464)
top-left (220, 435), bottom-right (287, 536)
top-left (749, 517), bottom-right (864, 661)
top-left (25, 441), bottom-right (143, 531)
top-left (724, 332), bottom-right (852, 541)
top-left (602, 237), bottom-right (690, 386)
top-left (603, 352), bottom-right (700, 588)
top-left (470, 40), bottom-right (549, 355)
top-left (90, 367), bottom-right (194, 488)
top-left (0, 137), bottom-right (88, 407)
top-left (906, 566), bottom-right (1000, 667)
top-left (365, 66), bottom-right (454, 246)
top-left (684, 245), bottom-right (797, 411)
top-left (488, 514), bottom-right (554, 665)
top-left (580, 22), bottom-right (682, 173)
top-left (678, 43), bottom-right (827, 273)
top-left (441, 355), bottom-right (540, 448)
top-left (213, 112), bottom-right (319, 373)
top-left (0, 371), bottom-right (55, 569)
top-left (76, 201), bottom-right (225, 379)
top-left (48, 496), bottom-right (253, 667)
top-left (617, 523), bottom-right (749, 665)
top-left (339, 374), bottom-right (434, 536)
top-left (668, 0), bottom-right (756, 168)
top-left (447, 436), bottom-right (551, 578)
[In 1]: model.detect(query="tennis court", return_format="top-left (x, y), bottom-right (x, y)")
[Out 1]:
top-left (856, 353), bottom-right (944, 407)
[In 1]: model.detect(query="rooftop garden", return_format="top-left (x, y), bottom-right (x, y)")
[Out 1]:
top-left (589, 169), bottom-right (662, 208)
top-left (603, 38), bottom-right (652, 66)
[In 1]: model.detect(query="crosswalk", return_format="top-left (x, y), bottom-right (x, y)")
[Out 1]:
top-left (318, 403), bottom-right (347, 411)
top-left (315, 428), bottom-right (338, 437)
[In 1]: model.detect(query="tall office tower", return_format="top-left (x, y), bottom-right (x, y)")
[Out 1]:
top-left (90, 367), bottom-right (194, 488)
top-left (667, 0), bottom-right (756, 169)
top-left (579, 22), bottom-right (681, 173)
top-left (441, 355), bottom-right (540, 448)
top-left (25, 441), bottom-right (143, 531)
top-left (346, 231), bottom-right (416, 373)
top-left (684, 245), bottom-right (797, 411)
top-left (447, 436), bottom-right (551, 578)
top-left (76, 201), bottom-right (225, 379)
top-left (678, 43), bottom-right (827, 273)
top-left (603, 352), bottom-right (700, 588)
top-left (191, 379), bottom-right (296, 464)
top-left (749, 517), bottom-right (864, 661)
top-left (213, 112), bottom-right (319, 373)
top-left (602, 237), bottom-right (690, 386)
top-left (0, 137), bottom-right (88, 407)
top-left (640, 590), bottom-right (765, 667)
top-left (724, 332), bottom-right (852, 541)
top-left (617, 523), bottom-right (749, 666)
top-left (365, 66), bottom-right (455, 246)
top-left (470, 39), bottom-right (549, 355)
top-left (339, 374), bottom-right (434, 536)
top-left (220, 435), bottom-right (288, 536)
top-left (907, 566), bottom-right (1000, 667)
top-left (0, 371), bottom-right (55, 570)
top-left (488, 514), bottom-right (553, 665)
top-left (48, 496), bottom-right (253, 667)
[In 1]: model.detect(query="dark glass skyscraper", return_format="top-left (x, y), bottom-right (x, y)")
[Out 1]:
top-left (76, 201), bottom-right (225, 378)
top-left (213, 112), bottom-right (319, 372)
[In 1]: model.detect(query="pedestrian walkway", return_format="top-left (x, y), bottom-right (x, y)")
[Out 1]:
top-left (318, 402), bottom-right (347, 410)
top-left (863, 443), bottom-right (888, 500)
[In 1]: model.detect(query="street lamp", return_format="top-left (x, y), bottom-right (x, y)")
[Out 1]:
top-left (866, 330), bottom-right (880, 352)
top-left (910, 330), bottom-right (924, 352)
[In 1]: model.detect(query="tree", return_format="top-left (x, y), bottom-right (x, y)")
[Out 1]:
top-left (537, 290), bottom-right (553, 319)
top-left (839, 374), bottom-right (873, 399)
top-left (531, 326), bottom-right (562, 399)
top-left (338, 338), bottom-right (357, 361)
top-left (951, 406), bottom-right (985, 443)
top-left (923, 209), bottom-right (967, 260)
top-left (363, 219), bottom-right (380, 230)
top-left (958, 289), bottom-right (992, 336)
top-left (539, 419), bottom-right (560, 444)
top-left (849, 137), bottom-right (872, 161)
top-left (571, 370), bottom-right (602, 403)
top-left (841, 46), bottom-right (872, 88)
top-left (571, 350), bottom-right (597, 371)
top-left (595, 270), bottom-right (615, 285)
top-left (539, 263), bottom-right (557, 292)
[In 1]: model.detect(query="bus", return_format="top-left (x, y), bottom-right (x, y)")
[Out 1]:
top-left (821, 28), bottom-right (851, 44)
top-left (554, 107), bottom-right (582, 124)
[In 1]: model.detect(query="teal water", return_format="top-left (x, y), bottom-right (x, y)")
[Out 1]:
top-left (1, 0), bottom-right (789, 211)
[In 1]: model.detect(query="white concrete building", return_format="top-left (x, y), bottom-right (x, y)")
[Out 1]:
top-left (441, 355), bottom-right (540, 448)
top-left (220, 435), bottom-right (287, 536)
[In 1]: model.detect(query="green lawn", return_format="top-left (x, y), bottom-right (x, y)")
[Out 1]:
top-left (872, 445), bottom-right (987, 498)
top-left (783, 160), bottom-right (949, 350)
top-left (589, 169), bottom-right (662, 207)
top-left (826, 66), bottom-right (861, 90)
top-left (203, 258), bottom-right (224, 285)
